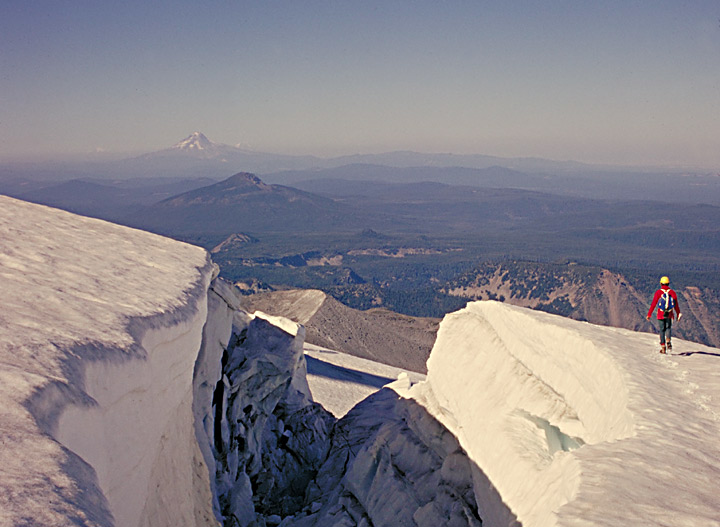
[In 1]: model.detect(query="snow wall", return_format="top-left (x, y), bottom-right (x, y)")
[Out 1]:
top-left (0, 195), bottom-right (218, 527)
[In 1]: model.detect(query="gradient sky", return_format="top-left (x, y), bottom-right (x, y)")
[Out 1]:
top-left (1, 1), bottom-right (719, 167)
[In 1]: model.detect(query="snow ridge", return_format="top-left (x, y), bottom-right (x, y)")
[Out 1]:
top-left (408, 300), bottom-right (720, 527)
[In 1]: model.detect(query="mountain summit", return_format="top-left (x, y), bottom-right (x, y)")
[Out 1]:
top-left (172, 131), bottom-right (214, 152)
top-left (121, 132), bottom-right (321, 173)
top-left (160, 173), bottom-right (280, 205)
top-left (128, 172), bottom-right (352, 235)
top-left (218, 172), bottom-right (270, 191)
top-left (167, 131), bottom-right (231, 159)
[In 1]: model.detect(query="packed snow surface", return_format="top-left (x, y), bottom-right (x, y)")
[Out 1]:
top-left (398, 301), bottom-right (720, 527)
top-left (0, 195), bottom-right (214, 527)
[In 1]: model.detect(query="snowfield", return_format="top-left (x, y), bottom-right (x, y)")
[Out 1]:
top-left (2, 194), bottom-right (720, 527)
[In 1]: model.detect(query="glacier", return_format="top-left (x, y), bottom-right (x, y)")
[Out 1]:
top-left (2, 194), bottom-right (720, 527)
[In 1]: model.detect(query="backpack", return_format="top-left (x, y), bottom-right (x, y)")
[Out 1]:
top-left (658, 290), bottom-right (675, 313)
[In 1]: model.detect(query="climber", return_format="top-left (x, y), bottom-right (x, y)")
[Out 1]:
top-left (646, 276), bottom-right (682, 354)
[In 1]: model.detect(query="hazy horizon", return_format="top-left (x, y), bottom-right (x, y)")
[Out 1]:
top-left (2, 1), bottom-right (719, 169)
top-left (1, 130), bottom-right (715, 173)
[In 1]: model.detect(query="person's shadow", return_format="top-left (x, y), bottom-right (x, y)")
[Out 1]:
top-left (676, 350), bottom-right (720, 358)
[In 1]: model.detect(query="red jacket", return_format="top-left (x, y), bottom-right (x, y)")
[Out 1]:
top-left (647, 286), bottom-right (681, 320)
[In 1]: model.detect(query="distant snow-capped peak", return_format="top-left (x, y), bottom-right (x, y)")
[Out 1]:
top-left (172, 132), bottom-right (214, 151)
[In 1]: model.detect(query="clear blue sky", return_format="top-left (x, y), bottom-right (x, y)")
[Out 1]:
top-left (1, 1), bottom-right (719, 167)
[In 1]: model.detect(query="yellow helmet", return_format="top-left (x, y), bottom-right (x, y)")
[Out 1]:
top-left (660, 276), bottom-right (670, 285)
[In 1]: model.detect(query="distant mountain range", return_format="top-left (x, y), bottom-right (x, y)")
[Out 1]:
top-left (110, 132), bottom-right (614, 178)
top-left (120, 171), bottom-right (600, 237)
top-left (128, 132), bottom-right (600, 175)
top-left (149, 132), bottom-right (708, 175)
top-left (264, 164), bottom-right (720, 205)
top-left (4, 131), bottom-right (718, 205)
top-left (7, 167), bottom-right (720, 244)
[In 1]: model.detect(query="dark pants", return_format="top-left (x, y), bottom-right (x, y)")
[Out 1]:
top-left (658, 317), bottom-right (672, 344)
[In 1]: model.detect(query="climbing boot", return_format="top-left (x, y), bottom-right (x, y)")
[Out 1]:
top-left (660, 343), bottom-right (666, 354)
top-left (666, 339), bottom-right (672, 351)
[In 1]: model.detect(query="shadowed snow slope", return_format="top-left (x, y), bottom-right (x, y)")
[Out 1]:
top-left (0, 195), bottom-right (215, 527)
top-left (402, 301), bottom-right (720, 527)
